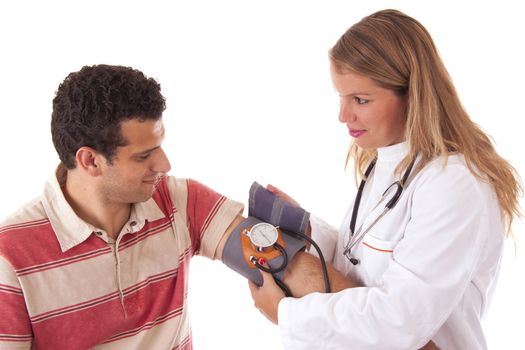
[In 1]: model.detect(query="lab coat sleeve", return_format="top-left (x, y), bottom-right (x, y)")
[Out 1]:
top-left (278, 163), bottom-right (490, 350)
top-left (308, 215), bottom-right (339, 262)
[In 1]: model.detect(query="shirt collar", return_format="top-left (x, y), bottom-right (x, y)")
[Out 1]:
top-left (41, 166), bottom-right (166, 252)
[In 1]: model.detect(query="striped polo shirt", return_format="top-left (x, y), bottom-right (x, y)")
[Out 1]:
top-left (0, 172), bottom-right (243, 349)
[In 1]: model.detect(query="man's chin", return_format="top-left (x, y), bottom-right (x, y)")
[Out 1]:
top-left (131, 191), bottom-right (155, 204)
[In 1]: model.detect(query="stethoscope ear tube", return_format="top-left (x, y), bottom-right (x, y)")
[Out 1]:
top-left (349, 159), bottom-right (377, 235)
top-left (385, 157), bottom-right (416, 209)
top-left (384, 182), bottom-right (403, 209)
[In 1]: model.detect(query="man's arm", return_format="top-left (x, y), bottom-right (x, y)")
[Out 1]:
top-left (282, 251), bottom-right (359, 296)
top-left (217, 215), bottom-right (439, 350)
top-left (215, 214), bottom-right (357, 293)
top-left (0, 256), bottom-right (33, 349)
top-left (214, 214), bottom-right (243, 260)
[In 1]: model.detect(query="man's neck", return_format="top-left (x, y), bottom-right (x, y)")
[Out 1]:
top-left (61, 168), bottom-right (130, 240)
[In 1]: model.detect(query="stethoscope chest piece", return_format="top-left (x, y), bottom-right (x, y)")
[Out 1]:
top-left (349, 257), bottom-right (360, 265)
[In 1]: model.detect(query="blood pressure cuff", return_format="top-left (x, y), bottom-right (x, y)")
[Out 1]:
top-left (222, 216), bottom-right (306, 286)
top-left (248, 181), bottom-right (310, 235)
top-left (222, 182), bottom-right (310, 286)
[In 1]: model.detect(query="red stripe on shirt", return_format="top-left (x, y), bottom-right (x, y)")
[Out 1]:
top-left (0, 218), bottom-right (49, 234)
top-left (103, 307), bottom-right (183, 343)
top-left (151, 176), bottom-right (176, 218)
top-left (172, 334), bottom-right (192, 350)
top-left (0, 290), bottom-right (32, 338)
top-left (118, 218), bottom-right (172, 251)
top-left (15, 246), bottom-right (111, 276)
top-left (4, 217), bottom-right (173, 276)
top-left (186, 179), bottom-right (225, 254)
top-left (31, 248), bottom-right (190, 324)
top-left (0, 283), bottom-right (22, 295)
top-left (0, 334), bottom-right (32, 342)
top-left (30, 251), bottom-right (191, 349)
top-left (200, 196), bottom-right (227, 238)
top-left (0, 222), bottom-right (109, 271)
top-left (0, 181), bottom-right (175, 273)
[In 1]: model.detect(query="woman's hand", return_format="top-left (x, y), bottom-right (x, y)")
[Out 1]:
top-left (267, 184), bottom-right (312, 244)
top-left (266, 184), bottom-right (300, 207)
top-left (248, 267), bottom-right (286, 325)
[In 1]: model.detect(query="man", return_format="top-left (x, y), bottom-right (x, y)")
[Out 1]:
top-left (0, 64), bottom-right (354, 349)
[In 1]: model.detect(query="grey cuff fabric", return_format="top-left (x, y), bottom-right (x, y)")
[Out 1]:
top-left (248, 182), bottom-right (310, 235)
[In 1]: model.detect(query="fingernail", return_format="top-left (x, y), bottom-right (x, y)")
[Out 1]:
top-left (258, 258), bottom-right (267, 265)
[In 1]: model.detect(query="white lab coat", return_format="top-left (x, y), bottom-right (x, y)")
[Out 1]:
top-left (278, 142), bottom-right (504, 350)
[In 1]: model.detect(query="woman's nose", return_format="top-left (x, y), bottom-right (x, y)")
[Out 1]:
top-left (338, 101), bottom-right (356, 123)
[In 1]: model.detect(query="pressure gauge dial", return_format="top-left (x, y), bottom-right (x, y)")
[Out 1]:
top-left (248, 223), bottom-right (279, 249)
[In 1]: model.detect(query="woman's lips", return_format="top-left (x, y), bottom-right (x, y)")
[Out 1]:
top-left (349, 129), bottom-right (366, 138)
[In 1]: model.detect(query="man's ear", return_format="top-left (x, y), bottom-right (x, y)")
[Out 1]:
top-left (75, 147), bottom-right (104, 176)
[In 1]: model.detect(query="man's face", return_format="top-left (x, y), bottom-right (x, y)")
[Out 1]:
top-left (97, 118), bottom-right (171, 205)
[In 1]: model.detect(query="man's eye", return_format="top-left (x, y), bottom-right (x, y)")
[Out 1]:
top-left (354, 97), bottom-right (369, 105)
top-left (137, 154), bottom-right (151, 160)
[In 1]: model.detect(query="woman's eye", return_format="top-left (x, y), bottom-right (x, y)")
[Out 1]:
top-left (354, 97), bottom-right (369, 105)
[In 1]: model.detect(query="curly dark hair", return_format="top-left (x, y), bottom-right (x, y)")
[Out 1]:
top-left (51, 64), bottom-right (166, 169)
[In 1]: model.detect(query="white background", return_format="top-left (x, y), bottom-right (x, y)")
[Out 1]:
top-left (1, 1), bottom-right (523, 349)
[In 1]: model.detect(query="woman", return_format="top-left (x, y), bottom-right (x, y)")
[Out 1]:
top-left (249, 9), bottom-right (522, 349)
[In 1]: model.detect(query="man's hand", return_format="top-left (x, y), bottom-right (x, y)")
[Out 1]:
top-left (248, 269), bottom-right (284, 325)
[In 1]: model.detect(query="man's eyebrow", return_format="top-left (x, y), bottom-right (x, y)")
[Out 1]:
top-left (133, 146), bottom-right (161, 156)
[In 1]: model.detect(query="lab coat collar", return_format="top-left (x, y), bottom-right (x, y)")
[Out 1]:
top-left (377, 141), bottom-right (409, 162)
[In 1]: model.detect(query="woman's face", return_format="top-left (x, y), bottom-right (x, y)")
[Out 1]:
top-left (331, 66), bottom-right (407, 149)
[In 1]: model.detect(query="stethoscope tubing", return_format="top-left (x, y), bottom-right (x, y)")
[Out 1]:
top-left (343, 205), bottom-right (391, 255)
top-left (343, 156), bottom-right (416, 261)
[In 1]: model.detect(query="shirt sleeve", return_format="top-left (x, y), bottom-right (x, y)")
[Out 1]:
top-left (278, 163), bottom-right (492, 350)
top-left (0, 255), bottom-right (32, 349)
top-left (185, 179), bottom-right (244, 259)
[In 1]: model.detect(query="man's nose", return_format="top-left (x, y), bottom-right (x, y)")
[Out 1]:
top-left (153, 147), bottom-right (171, 174)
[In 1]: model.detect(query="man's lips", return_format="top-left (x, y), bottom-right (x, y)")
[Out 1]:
top-left (142, 177), bottom-right (157, 184)
top-left (349, 129), bottom-right (366, 138)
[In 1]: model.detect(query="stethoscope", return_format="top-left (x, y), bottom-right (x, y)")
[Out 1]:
top-left (342, 157), bottom-right (416, 265)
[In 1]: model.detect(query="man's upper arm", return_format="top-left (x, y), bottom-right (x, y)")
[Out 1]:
top-left (166, 177), bottom-right (244, 259)
top-left (0, 255), bottom-right (32, 349)
top-left (214, 214), bottom-right (244, 260)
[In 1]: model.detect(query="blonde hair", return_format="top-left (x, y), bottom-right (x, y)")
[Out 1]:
top-left (329, 9), bottom-right (522, 235)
